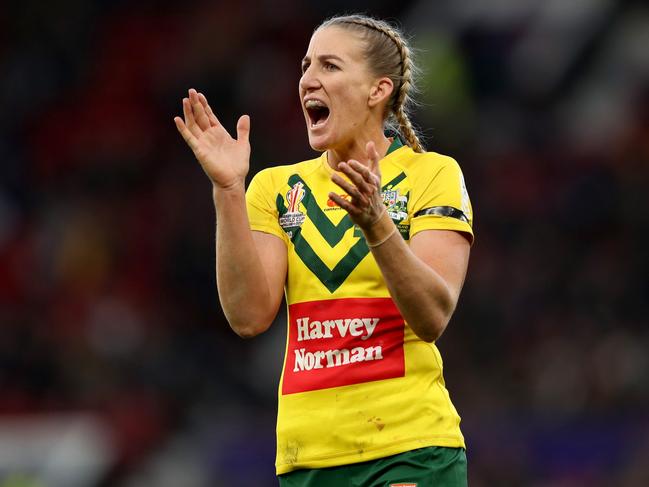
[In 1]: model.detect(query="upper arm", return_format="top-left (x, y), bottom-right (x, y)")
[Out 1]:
top-left (407, 155), bottom-right (473, 307)
top-left (409, 229), bottom-right (470, 308)
top-left (246, 169), bottom-right (288, 324)
top-left (252, 230), bottom-right (287, 320)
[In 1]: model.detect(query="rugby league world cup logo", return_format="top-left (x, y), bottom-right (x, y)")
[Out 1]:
top-left (287, 181), bottom-right (305, 213)
top-left (279, 181), bottom-right (307, 231)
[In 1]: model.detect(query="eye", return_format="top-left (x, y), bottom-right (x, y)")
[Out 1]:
top-left (301, 62), bottom-right (310, 74)
top-left (324, 62), bottom-right (339, 72)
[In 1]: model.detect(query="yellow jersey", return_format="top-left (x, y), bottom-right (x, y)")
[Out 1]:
top-left (245, 140), bottom-right (474, 475)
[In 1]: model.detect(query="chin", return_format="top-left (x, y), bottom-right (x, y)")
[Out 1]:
top-left (307, 133), bottom-right (331, 152)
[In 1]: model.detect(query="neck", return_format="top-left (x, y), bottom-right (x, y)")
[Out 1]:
top-left (326, 133), bottom-right (392, 170)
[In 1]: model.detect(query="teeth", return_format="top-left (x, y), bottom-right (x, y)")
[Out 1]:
top-left (305, 99), bottom-right (326, 109)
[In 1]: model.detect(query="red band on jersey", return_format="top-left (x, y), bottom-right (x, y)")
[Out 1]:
top-left (282, 297), bottom-right (405, 395)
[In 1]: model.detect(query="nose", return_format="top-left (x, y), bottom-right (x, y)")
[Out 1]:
top-left (299, 65), bottom-right (320, 92)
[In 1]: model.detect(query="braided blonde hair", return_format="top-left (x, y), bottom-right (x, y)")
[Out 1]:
top-left (318, 14), bottom-right (425, 153)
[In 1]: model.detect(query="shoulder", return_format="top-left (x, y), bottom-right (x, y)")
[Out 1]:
top-left (397, 148), bottom-right (471, 209)
top-left (246, 156), bottom-right (321, 212)
top-left (393, 148), bottom-right (462, 179)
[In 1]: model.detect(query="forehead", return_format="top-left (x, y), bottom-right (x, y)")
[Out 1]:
top-left (304, 26), bottom-right (366, 62)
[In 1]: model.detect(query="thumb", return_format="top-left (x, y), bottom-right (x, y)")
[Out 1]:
top-left (236, 114), bottom-right (251, 142)
top-left (366, 140), bottom-right (381, 172)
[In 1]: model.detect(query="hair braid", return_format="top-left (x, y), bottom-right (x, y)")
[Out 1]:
top-left (320, 15), bottom-right (425, 153)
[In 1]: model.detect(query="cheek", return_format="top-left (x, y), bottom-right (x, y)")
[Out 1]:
top-left (336, 89), bottom-right (367, 119)
top-left (339, 100), bottom-right (367, 133)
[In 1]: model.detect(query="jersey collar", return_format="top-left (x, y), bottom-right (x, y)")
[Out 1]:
top-left (386, 137), bottom-right (404, 155)
top-left (321, 137), bottom-right (406, 175)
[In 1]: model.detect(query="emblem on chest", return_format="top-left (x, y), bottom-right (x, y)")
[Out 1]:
top-left (382, 189), bottom-right (408, 223)
top-left (279, 182), bottom-right (306, 232)
top-left (275, 173), bottom-right (410, 293)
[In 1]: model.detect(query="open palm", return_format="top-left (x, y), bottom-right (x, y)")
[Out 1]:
top-left (174, 89), bottom-right (250, 190)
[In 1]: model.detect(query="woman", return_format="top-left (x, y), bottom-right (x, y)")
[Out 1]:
top-left (175, 14), bottom-right (473, 487)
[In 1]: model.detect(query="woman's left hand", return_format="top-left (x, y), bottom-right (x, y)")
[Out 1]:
top-left (329, 141), bottom-right (387, 230)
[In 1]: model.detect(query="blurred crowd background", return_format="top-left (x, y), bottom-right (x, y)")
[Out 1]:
top-left (1, 0), bottom-right (648, 485)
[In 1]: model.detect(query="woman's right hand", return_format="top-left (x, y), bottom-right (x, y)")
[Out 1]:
top-left (174, 88), bottom-right (250, 191)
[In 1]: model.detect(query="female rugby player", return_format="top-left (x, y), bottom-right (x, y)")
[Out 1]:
top-left (175, 14), bottom-right (473, 486)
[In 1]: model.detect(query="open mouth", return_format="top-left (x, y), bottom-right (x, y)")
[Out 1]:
top-left (305, 99), bottom-right (330, 128)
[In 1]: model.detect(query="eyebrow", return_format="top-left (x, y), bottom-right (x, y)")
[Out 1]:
top-left (301, 54), bottom-right (345, 65)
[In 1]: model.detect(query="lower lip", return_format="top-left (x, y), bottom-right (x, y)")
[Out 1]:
top-left (310, 117), bottom-right (329, 131)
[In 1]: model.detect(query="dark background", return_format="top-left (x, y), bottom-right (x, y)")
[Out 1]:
top-left (1, 0), bottom-right (648, 486)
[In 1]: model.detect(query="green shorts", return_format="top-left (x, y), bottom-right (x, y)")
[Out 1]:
top-left (278, 446), bottom-right (467, 487)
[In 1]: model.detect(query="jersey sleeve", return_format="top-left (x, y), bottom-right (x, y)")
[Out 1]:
top-left (246, 168), bottom-right (289, 244)
top-left (408, 155), bottom-right (474, 244)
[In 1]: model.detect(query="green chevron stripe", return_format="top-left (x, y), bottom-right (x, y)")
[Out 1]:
top-left (277, 195), bottom-right (369, 292)
top-left (278, 171), bottom-right (408, 292)
top-left (383, 171), bottom-right (406, 190)
top-left (287, 174), bottom-right (354, 246)
top-left (295, 227), bottom-right (370, 293)
top-left (285, 172), bottom-right (407, 246)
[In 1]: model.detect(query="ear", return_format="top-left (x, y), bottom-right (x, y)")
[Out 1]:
top-left (367, 77), bottom-right (394, 109)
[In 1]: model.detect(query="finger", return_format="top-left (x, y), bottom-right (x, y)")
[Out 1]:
top-left (329, 192), bottom-right (363, 216)
top-left (366, 140), bottom-right (381, 175)
top-left (182, 98), bottom-right (202, 138)
top-left (189, 88), bottom-right (211, 131)
top-left (331, 172), bottom-right (359, 196)
top-left (236, 114), bottom-right (250, 143)
top-left (331, 173), bottom-right (369, 206)
top-left (353, 159), bottom-right (381, 191)
top-left (197, 92), bottom-right (221, 127)
top-left (338, 162), bottom-right (375, 195)
top-left (347, 160), bottom-right (375, 185)
top-left (174, 116), bottom-right (199, 152)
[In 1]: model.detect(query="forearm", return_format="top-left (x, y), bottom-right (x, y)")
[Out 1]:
top-left (363, 213), bottom-right (456, 342)
top-left (213, 184), bottom-right (275, 337)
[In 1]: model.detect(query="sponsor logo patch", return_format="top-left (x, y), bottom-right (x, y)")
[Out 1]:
top-left (326, 193), bottom-right (349, 208)
top-left (282, 298), bottom-right (405, 395)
